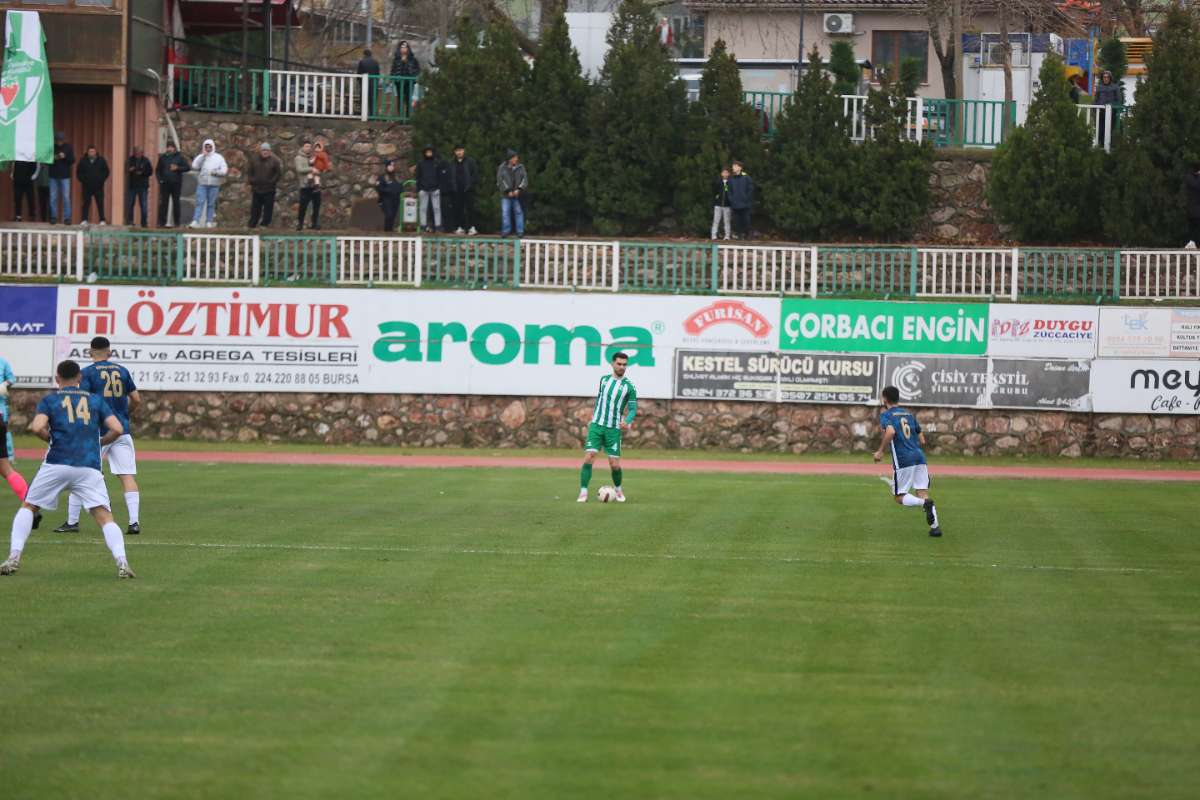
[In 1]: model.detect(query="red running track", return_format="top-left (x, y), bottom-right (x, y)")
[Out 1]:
top-left (16, 449), bottom-right (1200, 482)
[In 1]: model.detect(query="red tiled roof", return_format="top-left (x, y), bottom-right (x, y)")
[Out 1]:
top-left (686, 1), bottom-right (925, 8)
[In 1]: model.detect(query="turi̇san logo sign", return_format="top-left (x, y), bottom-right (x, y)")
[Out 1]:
top-left (373, 321), bottom-right (655, 365)
top-left (780, 299), bottom-right (989, 355)
top-left (684, 300), bottom-right (771, 338)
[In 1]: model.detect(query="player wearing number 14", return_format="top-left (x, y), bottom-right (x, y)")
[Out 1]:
top-left (54, 337), bottom-right (142, 536)
top-left (2, 360), bottom-right (136, 578)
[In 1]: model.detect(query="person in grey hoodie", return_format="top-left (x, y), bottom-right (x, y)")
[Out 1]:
top-left (496, 148), bottom-right (528, 237)
top-left (190, 138), bottom-right (228, 228)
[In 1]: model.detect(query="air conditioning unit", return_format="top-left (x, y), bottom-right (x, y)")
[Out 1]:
top-left (824, 13), bottom-right (854, 35)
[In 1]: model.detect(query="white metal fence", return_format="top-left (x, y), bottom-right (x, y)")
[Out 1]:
top-left (521, 239), bottom-right (617, 291)
top-left (266, 70), bottom-right (367, 119)
top-left (336, 236), bottom-right (422, 286)
top-left (0, 229), bottom-right (82, 280)
top-left (182, 234), bottom-right (258, 283)
top-left (917, 247), bottom-right (1019, 300)
top-left (717, 244), bottom-right (817, 296)
top-left (842, 95), bottom-right (925, 144)
top-left (1077, 104), bottom-right (1116, 153)
top-left (1121, 250), bottom-right (1200, 300)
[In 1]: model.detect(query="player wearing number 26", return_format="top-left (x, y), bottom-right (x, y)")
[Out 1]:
top-left (873, 385), bottom-right (944, 538)
top-left (55, 336), bottom-right (143, 536)
top-left (2, 360), bottom-right (136, 578)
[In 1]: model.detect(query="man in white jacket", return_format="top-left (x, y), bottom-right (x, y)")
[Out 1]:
top-left (189, 139), bottom-right (228, 229)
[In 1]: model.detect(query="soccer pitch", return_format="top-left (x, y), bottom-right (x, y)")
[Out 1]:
top-left (2, 460), bottom-right (1198, 799)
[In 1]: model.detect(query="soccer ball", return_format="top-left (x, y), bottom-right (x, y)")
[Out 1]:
top-left (597, 486), bottom-right (617, 503)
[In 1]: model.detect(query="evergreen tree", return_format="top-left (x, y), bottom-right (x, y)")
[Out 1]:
top-left (1104, 8), bottom-right (1200, 245)
top-left (412, 19), bottom-right (529, 232)
top-left (989, 54), bottom-right (1104, 243)
top-left (829, 41), bottom-right (859, 96)
top-left (853, 76), bottom-right (933, 241)
top-left (762, 46), bottom-right (857, 239)
top-left (672, 39), bottom-right (764, 234)
top-left (582, 0), bottom-right (688, 234)
top-left (1097, 37), bottom-right (1127, 83)
top-left (517, 8), bottom-right (591, 232)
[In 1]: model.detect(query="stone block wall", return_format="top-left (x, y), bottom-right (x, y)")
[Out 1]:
top-left (6, 391), bottom-right (1195, 459)
top-left (916, 152), bottom-right (1008, 245)
top-left (174, 113), bottom-right (412, 231)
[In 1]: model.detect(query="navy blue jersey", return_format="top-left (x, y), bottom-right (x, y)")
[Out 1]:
top-left (80, 360), bottom-right (137, 436)
top-left (35, 388), bottom-right (116, 470)
top-left (880, 406), bottom-right (926, 468)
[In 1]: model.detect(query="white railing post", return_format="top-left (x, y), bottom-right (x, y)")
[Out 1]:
top-left (413, 236), bottom-right (423, 287)
top-left (1010, 247), bottom-right (1020, 301)
top-left (360, 73), bottom-right (369, 122)
top-left (915, 97), bottom-right (924, 144)
top-left (1104, 105), bottom-right (1113, 153)
top-left (251, 235), bottom-right (262, 285)
top-left (809, 245), bottom-right (818, 298)
top-left (167, 63), bottom-right (175, 108)
top-left (611, 240), bottom-right (620, 292)
top-left (75, 229), bottom-right (84, 282)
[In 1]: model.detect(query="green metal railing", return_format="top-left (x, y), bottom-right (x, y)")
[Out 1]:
top-left (620, 242), bottom-right (715, 293)
top-left (1019, 248), bottom-right (1121, 300)
top-left (423, 237), bottom-right (517, 288)
top-left (816, 247), bottom-right (918, 296)
top-left (368, 75), bottom-right (419, 122)
top-left (260, 236), bottom-right (338, 285)
top-left (170, 65), bottom-right (246, 113)
top-left (923, 99), bottom-right (1017, 149)
top-left (84, 230), bottom-right (181, 282)
top-left (742, 91), bottom-right (792, 137)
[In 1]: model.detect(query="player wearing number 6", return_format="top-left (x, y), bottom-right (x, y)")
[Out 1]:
top-left (2, 360), bottom-right (136, 578)
top-left (54, 337), bottom-right (142, 536)
top-left (873, 385), bottom-right (943, 537)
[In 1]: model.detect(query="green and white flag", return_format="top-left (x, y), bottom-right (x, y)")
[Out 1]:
top-left (0, 10), bottom-right (53, 163)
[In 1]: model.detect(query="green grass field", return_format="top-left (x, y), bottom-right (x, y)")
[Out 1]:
top-left (1, 461), bottom-right (1198, 799)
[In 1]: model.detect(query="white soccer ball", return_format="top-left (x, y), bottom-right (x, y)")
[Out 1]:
top-left (597, 486), bottom-right (617, 503)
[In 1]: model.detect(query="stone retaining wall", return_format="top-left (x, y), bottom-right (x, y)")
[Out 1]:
top-left (917, 152), bottom-right (1007, 244)
top-left (6, 391), bottom-right (1194, 459)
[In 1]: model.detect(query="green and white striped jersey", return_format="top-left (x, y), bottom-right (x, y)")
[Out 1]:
top-left (590, 374), bottom-right (637, 429)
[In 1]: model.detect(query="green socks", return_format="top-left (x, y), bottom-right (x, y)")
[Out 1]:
top-left (580, 463), bottom-right (593, 489)
top-left (612, 468), bottom-right (623, 487)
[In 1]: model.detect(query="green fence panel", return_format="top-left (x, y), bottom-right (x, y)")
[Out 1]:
top-left (620, 242), bottom-right (715, 294)
top-left (741, 91), bottom-right (791, 137)
top-left (260, 236), bottom-right (338, 285)
top-left (816, 247), bottom-right (917, 297)
top-left (421, 238), bottom-right (516, 288)
top-left (1019, 248), bottom-right (1121, 300)
top-left (922, 99), bottom-right (1013, 148)
top-left (84, 231), bottom-right (180, 282)
top-left (173, 65), bottom-right (245, 113)
top-left (368, 76), bottom-right (419, 122)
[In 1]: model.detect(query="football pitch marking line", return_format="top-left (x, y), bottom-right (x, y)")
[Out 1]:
top-left (41, 538), bottom-right (1162, 574)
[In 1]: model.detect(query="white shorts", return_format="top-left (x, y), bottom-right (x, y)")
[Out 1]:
top-left (25, 463), bottom-right (111, 512)
top-left (102, 435), bottom-right (137, 475)
top-left (893, 464), bottom-right (930, 496)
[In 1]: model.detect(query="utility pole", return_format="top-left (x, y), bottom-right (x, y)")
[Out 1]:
top-left (951, 0), bottom-right (962, 100)
top-left (364, 0), bottom-right (373, 49)
top-left (796, 0), bottom-right (807, 90)
top-left (240, 0), bottom-right (249, 112)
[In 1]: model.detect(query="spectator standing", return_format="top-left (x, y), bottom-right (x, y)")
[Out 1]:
top-left (390, 41), bottom-right (420, 117)
top-left (728, 160), bottom-right (755, 240)
top-left (377, 159), bottom-right (404, 232)
top-left (245, 142), bottom-right (283, 229)
top-left (711, 166), bottom-right (732, 240)
top-left (155, 141), bottom-right (190, 228)
top-left (294, 141), bottom-right (322, 231)
top-left (448, 144), bottom-right (479, 235)
top-left (190, 138), bottom-right (228, 229)
top-left (415, 144), bottom-right (444, 233)
top-left (10, 161), bottom-right (37, 222)
top-left (76, 146), bottom-right (110, 226)
top-left (35, 162), bottom-right (50, 222)
top-left (1093, 70), bottom-right (1124, 147)
top-left (496, 149), bottom-right (527, 238)
top-left (357, 49), bottom-right (381, 118)
top-left (124, 147), bottom-right (153, 228)
top-left (1185, 164), bottom-right (1200, 249)
top-left (48, 131), bottom-right (74, 224)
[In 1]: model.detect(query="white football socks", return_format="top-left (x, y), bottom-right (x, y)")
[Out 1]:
top-left (67, 494), bottom-right (82, 525)
top-left (901, 494), bottom-right (925, 508)
top-left (9, 507), bottom-right (33, 559)
top-left (102, 522), bottom-right (127, 563)
top-left (124, 492), bottom-right (140, 525)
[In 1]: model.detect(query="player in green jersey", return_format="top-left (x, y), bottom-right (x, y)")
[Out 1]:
top-left (578, 352), bottom-right (637, 503)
